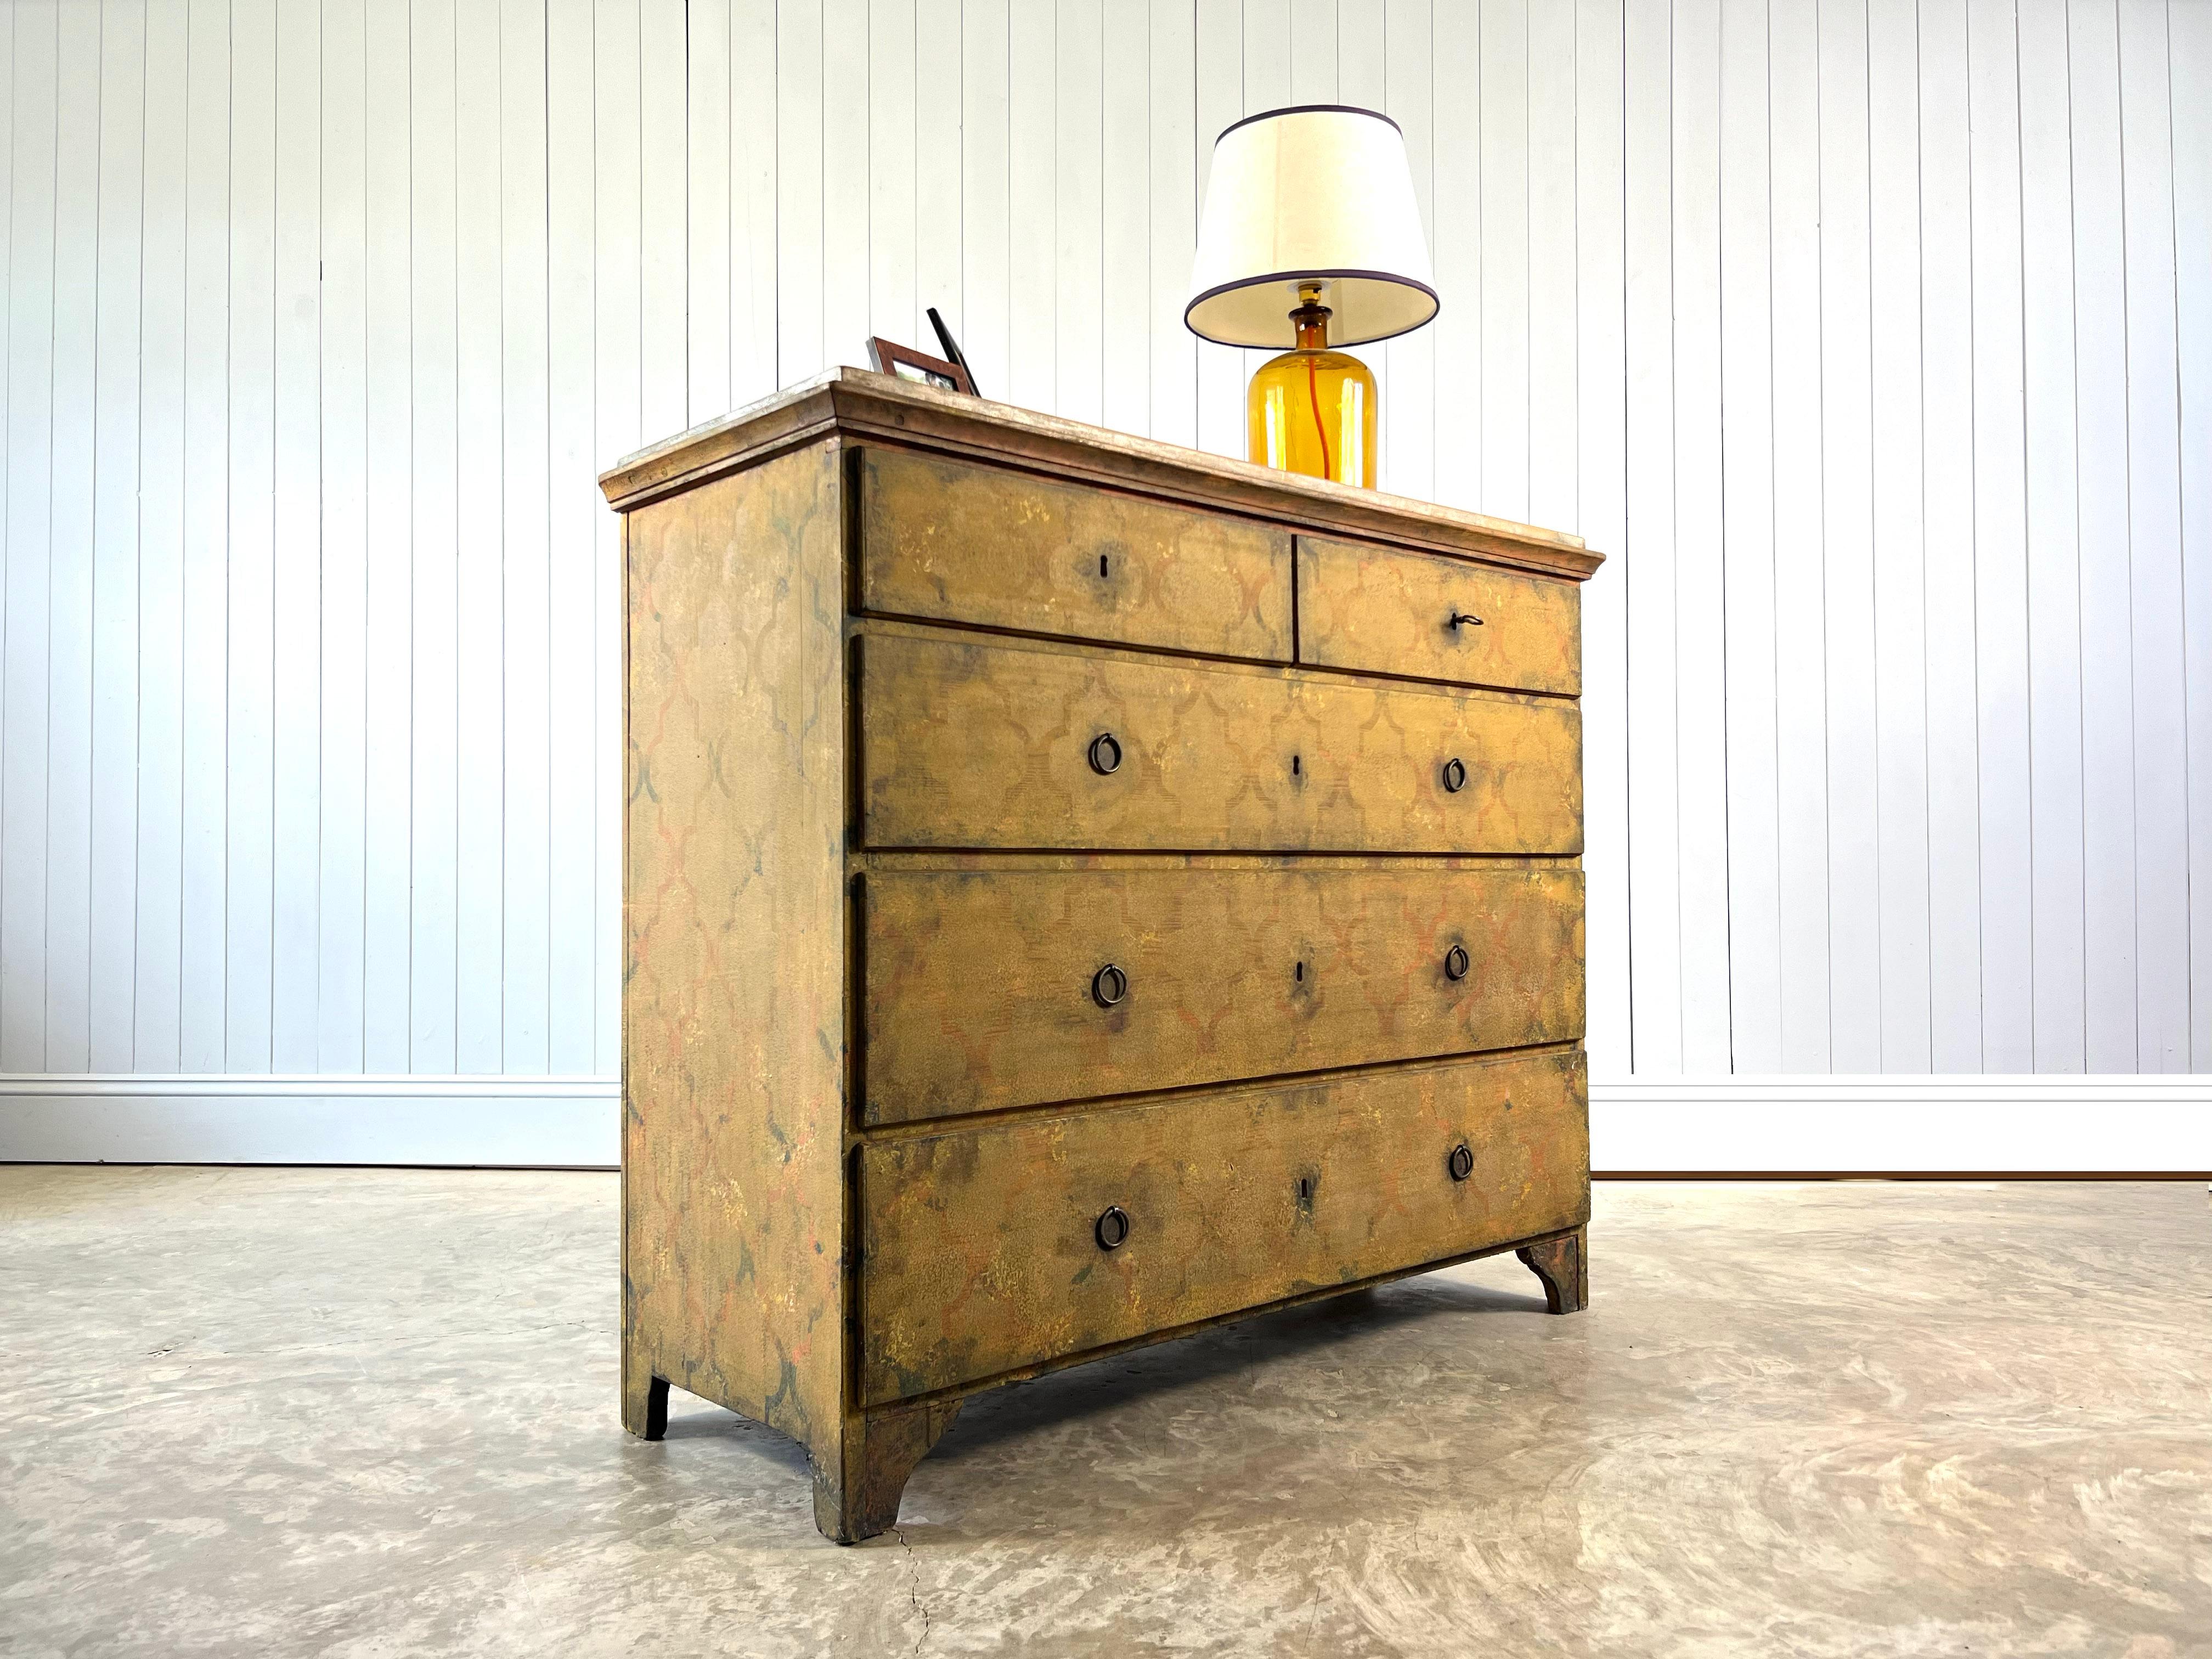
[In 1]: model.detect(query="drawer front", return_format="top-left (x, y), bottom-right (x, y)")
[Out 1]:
top-left (1297, 534), bottom-right (1581, 695)
top-left (858, 631), bottom-right (1582, 854)
top-left (862, 866), bottom-right (1585, 1125)
top-left (859, 1049), bottom-right (1589, 1404)
top-left (855, 445), bottom-right (1294, 661)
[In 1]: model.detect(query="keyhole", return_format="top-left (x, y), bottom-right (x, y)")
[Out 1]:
top-left (1291, 754), bottom-right (1302, 776)
top-left (1295, 961), bottom-right (1305, 983)
top-left (1099, 554), bottom-right (1109, 578)
top-left (1297, 1176), bottom-right (1313, 1201)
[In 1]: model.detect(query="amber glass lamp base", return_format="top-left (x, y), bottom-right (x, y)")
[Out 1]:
top-left (1247, 346), bottom-right (1378, 488)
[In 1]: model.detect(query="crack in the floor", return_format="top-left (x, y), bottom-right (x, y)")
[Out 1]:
top-left (890, 1523), bottom-right (930, 1656)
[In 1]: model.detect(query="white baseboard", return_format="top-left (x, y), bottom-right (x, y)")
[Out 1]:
top-left (2, 1072), bottom-right (2206, 1173)
top-left (1591, 1074), bottom-right (2212, 1173)
top-left (0, 1075), bottom-right (620, 1166)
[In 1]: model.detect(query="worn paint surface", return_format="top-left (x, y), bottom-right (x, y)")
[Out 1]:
top-left (856, 444), bottom-right (1294, 661)
top-left (861, 866), bottom-right (1586, 1124)
top-left (857, 1049), bottom-right (1591, 1404)
top-left (621, 445), bottom-right (848, 1493)
top-left (858, 628), bottom-right (1583, 855)
top-left (1296, 533), bottom-right (1583, 696)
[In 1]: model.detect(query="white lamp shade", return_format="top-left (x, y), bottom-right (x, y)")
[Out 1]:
top-left (1186, 104), bottom-right (1437, 350)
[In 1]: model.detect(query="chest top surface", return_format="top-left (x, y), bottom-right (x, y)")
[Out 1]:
top-left (600, 367), bottom-right (1604, 585)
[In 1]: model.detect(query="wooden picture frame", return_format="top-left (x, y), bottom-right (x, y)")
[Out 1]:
top-left (866, 336), bottom-right (976, 396)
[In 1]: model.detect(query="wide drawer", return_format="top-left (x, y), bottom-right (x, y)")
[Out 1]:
top-left (854, 445), bottom-right (1294, 661)
top-left (857, 631), bottom-right (1582, 854)
top-left (861, 866), bottom-right (1585, 1125)
top-left (857, 1049), bottom-right (1590, 1404)
top-left (1296, 534), bottom-right (1582, 695)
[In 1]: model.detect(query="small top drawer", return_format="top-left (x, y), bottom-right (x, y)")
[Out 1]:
top-left (1297, 534), bottom-right (1581, 695)
top-left (855, 445), bottom-right (1293, 661)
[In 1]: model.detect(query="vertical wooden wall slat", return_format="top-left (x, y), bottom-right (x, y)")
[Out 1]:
top-left (958, 0), bottom-right (1007, 399)
top-left (1770, 0), bottom-right (1836, 1070)
top-left (2175, 0), bottom-right (2212, 1070)
top-left (1622, 0), bottom-right (1683, 1071)
top-left (407, 0), bottom-right (460, 1073)
top-left (690, 0), bottom-right (733, 422)
top-left (1717, 0), bottom-right (1782, 1072)
top-left (44, 1), bottom-right (102, 1074)
top-left (1479, 0), bottom-right (1527, 520)
top-left (360, 0), bottom-right (413, 1072)
top-left (1966, 0), bottom-right (2034, 1071)
top-left (2117, 0), bottom-right (2187, 1071)
top-left (867, 0), bottom-right (917, 382)
top-left (1380, 0), bottom-right (1432, 501)
top-left (2070, 0), bottom-right (2137, 1070)
top-left (1144, 0), bottom-right (1194, 448)
top-left (1672, 0), bottom-right (1733, 1073)
top-left (1053, 0), bottom-right (1103, 427)
top-left (1576, 0), bottom-right (1630, 1079)
top-left (136, 0), bottom-right (189, 1072)
top-left (1818, 0), bottom-right (1881, 1071)
top-left (1005, 0), bottom-right (1056, 412)
top-left (269, 0), bottom-right (322, 1072)
top-left (1525, 0), bottom-right (1578, 533)
top-left (454, 0), bottom-right (506, 1073)
top-left (223, 0), bottom-right (277, 1071)
top-left (732, 0), bottom-right (779, 404)
top-left (914, 0), bottom-right (961, 355)
top-left (318, 0), bottom-right (369, 1072)
top-left (1101, 1), bottom-right (1150, 437)
top-left (1867, 0), bottom-right (1934, 1070)
top-left (1918, 0), bottom-right (1983, 1070)
top-left (775, 0), bottom-right (825, 380)
top-left (90, 0), bottom-right (149, 1074)
top-left (545, 0), bottom-right (598, 1072)
top-left (1193, 0), bottom-right (1243, 460)
top-left (499, 0), bottom-right (551, 1073)
top-left (178, 0), bottom-right (230, 1073)
top-left (1429, 0), bottom-right (1478, 512)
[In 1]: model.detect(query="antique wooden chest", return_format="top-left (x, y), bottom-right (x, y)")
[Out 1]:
top-left (602, 369), bottom-right (1602, 1544)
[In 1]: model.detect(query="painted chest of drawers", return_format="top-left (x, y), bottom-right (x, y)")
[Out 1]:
top-left (602, 368), bottom-right (1602, 1544)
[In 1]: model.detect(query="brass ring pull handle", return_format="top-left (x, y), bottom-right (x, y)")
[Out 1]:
top-left (1444, 944), bottom-right (1470, 981)
top-left (1095, 1205), bottom-right (1131, 1250)
top-left (1088, 732), bottom-right (1123, 775)
top-left (1448, 610), bottom-right (1485, 629)
top-left (1441, 757), bottom-right (1468, 793)
top-left (1092, 963), bottom-right (1128, 1008)
top-left (1447, 1143), bottom-right (1475, 1182)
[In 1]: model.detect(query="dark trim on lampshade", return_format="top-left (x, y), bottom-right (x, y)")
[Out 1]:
top-left (1212, 101), bottom-right (1398, 143)
top-left (1213, 103), bottom-right (1404, 143)
top-left (1183, 269), bottom-right (1442, 349)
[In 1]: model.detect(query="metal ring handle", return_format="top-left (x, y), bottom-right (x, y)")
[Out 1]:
top-left (1441, 757), bottom-right (1468, 793)
top-left (1448, 610), bottom-right (1485, 630)
top-left (1447, 1143), bottom-right (1475, 1182)
top-left (1092, 963), bottom-right (1127, 1008)
top-left (1444, 944), bottom-right (1470, 981)
top-left (1095, 1205), bottom-right (1131, 1250)
top-left (1088, 732), bottom-right (1123, 775)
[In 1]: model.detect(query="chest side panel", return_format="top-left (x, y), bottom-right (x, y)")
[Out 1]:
top-left (623, 442), bottom-right (848, 1455)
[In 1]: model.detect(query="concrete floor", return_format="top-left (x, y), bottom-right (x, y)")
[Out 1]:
top-left (1, 1172), bottom-right (2207, 1658)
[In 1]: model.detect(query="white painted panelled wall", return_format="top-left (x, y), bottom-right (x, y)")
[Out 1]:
top-left (3, 0), bottom-right (2210, 1169)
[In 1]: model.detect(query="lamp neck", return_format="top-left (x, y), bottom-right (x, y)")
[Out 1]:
top-left (1290, 295), bottom-right (1332, 352)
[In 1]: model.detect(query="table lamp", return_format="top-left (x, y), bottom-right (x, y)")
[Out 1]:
top-left (1186, 105), bottom-right (1437, 489)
